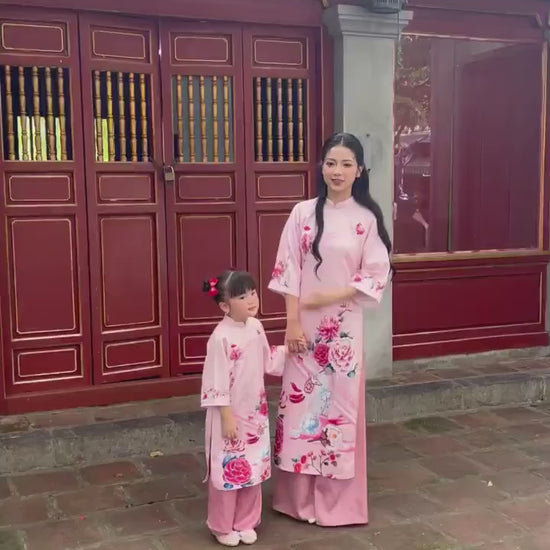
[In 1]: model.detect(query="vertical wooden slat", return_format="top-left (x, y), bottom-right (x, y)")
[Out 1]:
top-left (176, 75), bottom-right (184, 162)
top-left (140, 73), bottom-right (148, 162)
top-left (57, 67), bottom-right (67, 161)
top-left (45, 67), bottom-right (55, 160)
top-left (277, 77), bottom-right (283, 162)
top-left (298, 78), bottom-right (304, 162)
top-left (5, 66), bottom-right (15, 160)
top-left (287, 79), bottom-right (294, 162)
top-left (106, 71), bottom-right (115, 161)
top-left (129, 72), bottom-right (137, 161)
top-left (223, 75), bottom-right (230, 162)
top-left (266, 77), bottom-right (273, 162)
top-left (200, 75), bottom-right (207, 162)
top-left (94, 70), bottom-right (103, 162)
top-left (18, 67), bottom-right (29, 161)
top-left (255, 77), bottom-right (262, 162)
top-left (212, 75), bottom-right (219, 163)
top-left (118, 72), bottom-right (126, 161)
top-left (32, 66), bottom-right (42, 161)
top-left (188, 76), bottom-right (196, 163)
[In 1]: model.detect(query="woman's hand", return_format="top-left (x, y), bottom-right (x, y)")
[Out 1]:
top-left (302, 287), bottom-right (357, 310)
top-left (285, 318), bottom-right (308, 354)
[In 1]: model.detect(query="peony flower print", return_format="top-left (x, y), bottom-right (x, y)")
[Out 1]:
top-left (223, 456), bottom-right (252, 486)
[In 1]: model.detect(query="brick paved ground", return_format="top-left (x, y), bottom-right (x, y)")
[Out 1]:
top-left (2, 403), bottom-right (550, 549)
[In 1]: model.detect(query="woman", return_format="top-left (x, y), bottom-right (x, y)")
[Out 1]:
top-left (268, 132), bottom-right (391, 527)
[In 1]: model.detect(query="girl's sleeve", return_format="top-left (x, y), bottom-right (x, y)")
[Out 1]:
top-left (268, 203), bottom-right (302, 297)
top-left (349, 216), bottom-right (391, 308)
top-left (258, 322), bottom-right (286, 377)
top-left (265, 343), bottom-right (287, 377)
top-left (200, 335), bottom-right (231, 408)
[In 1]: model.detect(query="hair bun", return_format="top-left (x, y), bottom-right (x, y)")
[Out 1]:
top-left (201, 280), bottom-right (211, 293)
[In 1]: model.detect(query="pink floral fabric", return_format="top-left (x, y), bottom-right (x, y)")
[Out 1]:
top-left (268, 197), bottom-right (390, 479)
top-left (201, 316), bottom-right (286, 490)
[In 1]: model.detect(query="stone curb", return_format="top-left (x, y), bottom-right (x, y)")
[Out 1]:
top-left (1, 371), bottom-right (548, 474)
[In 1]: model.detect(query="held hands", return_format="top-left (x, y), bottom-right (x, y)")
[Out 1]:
top-left (220, 408), bottom-right (238, 440)
top-left (285, 318), bottom-right (308, 354)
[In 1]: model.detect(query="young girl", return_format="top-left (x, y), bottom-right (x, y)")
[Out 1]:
top-left (200, 270), bottom-right (286, 547)
top-left (269, 132), bottom-right (391, 526)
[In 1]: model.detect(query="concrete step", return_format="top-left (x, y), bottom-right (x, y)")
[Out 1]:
top-left (1, 354), bottom-right (549, 474)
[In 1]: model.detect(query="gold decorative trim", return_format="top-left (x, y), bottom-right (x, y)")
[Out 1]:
top-left (7, 174), bottom-right (72, 203)
top-left (16, 347), bottom-right (79, 380)
top-left (11, 218), bottom-right (77, 335)
top-left (253, 39), bottom-right (305, 67)
top-left (98, 174), bottom-right (153, 203)
top-left (91, 29), bottom-right (147, 60)
top-left (540, 41), bottom-right (547, 250)
top-left (394, 250), bottom-right (549, 264)
top-left (1, 23), bottom-right (65, 54)
top-left (100, 216), bottom-right (156, 328)
top-left (181, 335), bottom-right (209, 360)
top-left (257, 174), bottom-right (305, 199)
top-left (173, 35), bottom-right (230, 64)
top-left (178, 174), bottom-right (233, 201)
top-left (104, 338), bottom-right (157, 369)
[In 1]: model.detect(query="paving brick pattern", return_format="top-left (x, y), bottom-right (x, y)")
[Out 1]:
top-left (1, 404), bottom-right (550, 549)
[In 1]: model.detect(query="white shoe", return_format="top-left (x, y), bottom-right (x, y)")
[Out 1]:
top-left (239, 529), bottom-right (258, 544)
top-left (307, 518), bottom-right (316, 524)
top-left (215, 531), bottom-right (240, 547)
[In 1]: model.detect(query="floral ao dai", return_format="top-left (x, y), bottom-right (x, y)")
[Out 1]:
top-left (269, 197), bottom-right (390, 479)
top-left (201, 316), bottom-right (285, 490)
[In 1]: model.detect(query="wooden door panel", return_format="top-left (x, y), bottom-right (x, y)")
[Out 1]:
top-left (79, 14), bottom-right (169, 384)
top-left (160, 22), bottom-right (247, 375)
top-left (179, 214), bottom-right (238, 321)
top-left (0, 8), bottom-right (92, 395)
top-left (10, 217), bottom-right (78, 335)
top-left (243, 27), bottom-right (318, 328)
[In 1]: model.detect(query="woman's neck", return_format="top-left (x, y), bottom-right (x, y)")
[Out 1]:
top-left (327, 190), bottom-right (352, 204)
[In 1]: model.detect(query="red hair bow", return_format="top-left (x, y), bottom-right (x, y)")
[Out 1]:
top-left (207, 278), bottom-right (219, 297)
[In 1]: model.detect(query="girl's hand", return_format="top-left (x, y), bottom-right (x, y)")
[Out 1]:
top-left (220, 408), bottom-right (238, 440)
top-left (285, 319), bottom-right (308, 354)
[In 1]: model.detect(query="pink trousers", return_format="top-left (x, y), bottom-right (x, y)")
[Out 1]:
top-left (207, 480), bottom-right (262, 535)
top-left (272, 374), bottom-right (368, 527)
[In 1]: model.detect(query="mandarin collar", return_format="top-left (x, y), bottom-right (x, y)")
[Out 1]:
top-left (222, 315), bottom-right (249, 328)
top-left (325, 195), bottom-right (355, 209)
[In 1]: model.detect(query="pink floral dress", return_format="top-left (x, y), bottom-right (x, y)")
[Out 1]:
top-left (269, 197), bottom-right (390, 479)
top-left (201, 315), bottom-right (285, 490)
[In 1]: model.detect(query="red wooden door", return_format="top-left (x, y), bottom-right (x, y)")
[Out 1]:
top-left (79, 15), bottom-right (170, 383)
top-left (159, 23), bottom-right (318, 373)
top-left (0, 10), bottom-right (322, 402)
top-left (0, 8), bottom-right (92, 395)
top-left (242, 27), bottom-right (318, 339)
top-left (159, 22), bottom-right (247, 375)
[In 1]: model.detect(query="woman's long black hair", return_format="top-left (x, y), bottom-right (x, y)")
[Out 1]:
top-left (311, 132), bottom-right (392, 275)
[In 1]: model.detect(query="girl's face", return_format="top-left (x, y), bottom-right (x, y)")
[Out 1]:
top-left (321, 145), bottom-right (362, 201)
top-left (220, 289), bottom-right (259, 322)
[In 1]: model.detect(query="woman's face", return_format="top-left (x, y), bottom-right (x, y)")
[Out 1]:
top-left (321, 145), bottom-right (362, 201)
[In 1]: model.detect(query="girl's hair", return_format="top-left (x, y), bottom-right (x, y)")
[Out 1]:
top-left (311, 132), bottom-right (392, 275)
top-left (202, 269), bottom-right (257, 304)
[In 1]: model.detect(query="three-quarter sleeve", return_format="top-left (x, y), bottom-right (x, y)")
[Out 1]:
top-left (200, 335), bottom-right (232, 407)
top-left (349, 216), bottom-right (391, 308)
top-left (268, 204), bottom-right (302, 297)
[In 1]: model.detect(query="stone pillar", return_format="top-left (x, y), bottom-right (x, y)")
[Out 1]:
top-left (324, 4), bottom-right (412, 379)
